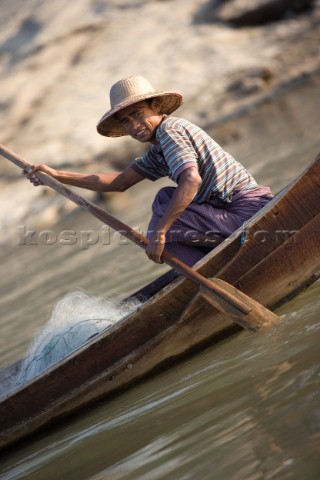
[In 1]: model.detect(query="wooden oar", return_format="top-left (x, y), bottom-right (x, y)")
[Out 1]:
top-left (0, 144), bottom-right (279, 331)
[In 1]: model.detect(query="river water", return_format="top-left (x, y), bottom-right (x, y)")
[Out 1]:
top-left (0, 80), bottom-right (319, 479)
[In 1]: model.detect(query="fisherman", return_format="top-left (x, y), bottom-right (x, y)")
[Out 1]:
top-left (26, 75), bottom-right (273, 266)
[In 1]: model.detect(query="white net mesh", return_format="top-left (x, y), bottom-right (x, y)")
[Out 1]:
top-left (15, 290), bottom-right (142, 386)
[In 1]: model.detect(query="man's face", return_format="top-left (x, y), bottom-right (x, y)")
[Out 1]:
top-left (116, 100), bottom-right (163, 143)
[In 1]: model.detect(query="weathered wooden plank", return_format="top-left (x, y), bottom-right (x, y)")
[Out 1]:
top-left (212, 154), bottom-right (320, 284)
top-left (0, 154), bottom-right (319, 450)
top-left (235, 212), bottom-right (320, 307)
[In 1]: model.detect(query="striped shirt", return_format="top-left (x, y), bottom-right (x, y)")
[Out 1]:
top-left (132, 116), bottom-right (257, 203)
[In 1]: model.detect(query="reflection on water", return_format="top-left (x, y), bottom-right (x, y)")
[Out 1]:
top-left (0, 282), bottom-right (319, 480)
top-left (0, 81), bottom-right (319, 478)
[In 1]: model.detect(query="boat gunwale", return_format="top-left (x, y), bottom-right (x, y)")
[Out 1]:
top-left (0, 153), bottom-right (319, 450)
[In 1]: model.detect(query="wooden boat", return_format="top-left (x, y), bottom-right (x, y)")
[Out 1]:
top-left (0, 153), bottom-right (319, 451)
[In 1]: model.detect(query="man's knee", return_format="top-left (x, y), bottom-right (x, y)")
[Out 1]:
top-left (152, 186), bottom-right (176, 210)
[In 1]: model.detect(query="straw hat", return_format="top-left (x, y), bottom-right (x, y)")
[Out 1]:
top-left (96, 75), bottom-right (183, 137)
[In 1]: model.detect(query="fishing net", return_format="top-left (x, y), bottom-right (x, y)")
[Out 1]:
top-left (15, 291), bottom-right (142, 386)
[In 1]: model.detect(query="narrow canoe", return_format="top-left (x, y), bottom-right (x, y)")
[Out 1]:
top-left (0, 153), bottom-right (319, 451)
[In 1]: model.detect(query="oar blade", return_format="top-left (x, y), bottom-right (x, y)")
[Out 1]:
top-left (200, 278), bottom-right (279, 332)
top-left (0, 144), bottom-right (280, 333)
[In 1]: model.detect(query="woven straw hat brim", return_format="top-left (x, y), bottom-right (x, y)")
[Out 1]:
top-left (97, 91), bottom-right (182, 137)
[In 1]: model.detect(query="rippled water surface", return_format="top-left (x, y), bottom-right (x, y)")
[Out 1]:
top-left (0, 82), bottom-right (319, 479)
top-left (0, 281), bottom-right (319, 480)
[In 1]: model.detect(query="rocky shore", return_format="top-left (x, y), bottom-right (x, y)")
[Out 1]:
top-left (0, 0), bottom-right (319, 247)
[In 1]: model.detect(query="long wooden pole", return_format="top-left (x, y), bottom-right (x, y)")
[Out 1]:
top-left (0, 144), bottom-right (279, 331)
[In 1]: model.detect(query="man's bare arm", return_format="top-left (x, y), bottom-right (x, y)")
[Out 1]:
top-left (26, 164), bottom-right (145, 192)
top-left (146, 167), bottom-right (201, 263)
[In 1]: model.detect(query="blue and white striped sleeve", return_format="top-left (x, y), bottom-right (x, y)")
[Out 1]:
top-left (158, 125), bottom-right (198, 182)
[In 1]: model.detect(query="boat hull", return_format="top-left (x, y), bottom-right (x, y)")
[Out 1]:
top-left (0, 154), bottom-right (319, 450)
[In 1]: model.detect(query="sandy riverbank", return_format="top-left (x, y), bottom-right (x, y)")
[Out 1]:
top-left (0, 0), bottom-right (319, 247)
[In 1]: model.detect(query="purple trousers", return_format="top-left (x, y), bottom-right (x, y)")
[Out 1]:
top-left (147, 186), bottom-right (273, 266)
